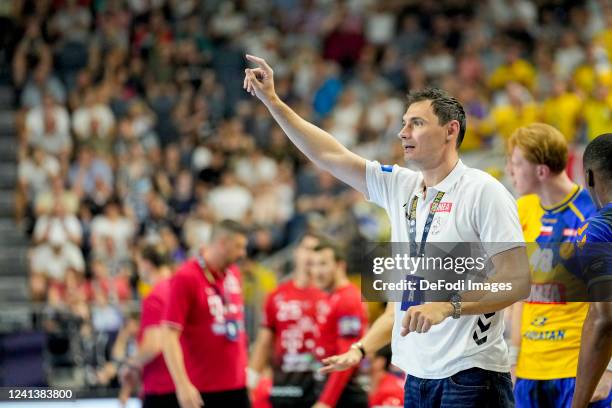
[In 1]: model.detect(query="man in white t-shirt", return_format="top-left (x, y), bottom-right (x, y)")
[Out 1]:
top-left (30, 228), bottom-right (85, 300)
top-left (244, 55), bottom-right (530, 407)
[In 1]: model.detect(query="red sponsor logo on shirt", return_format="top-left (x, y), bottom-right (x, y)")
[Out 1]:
top-left (526, 283), bottom-right (567, 304)
top-left (431, 202), bottom-right (453, 213)
top-left (540, 226), bottom-right (553, 236)
top-left (563, 228), bottom-right (577, 237)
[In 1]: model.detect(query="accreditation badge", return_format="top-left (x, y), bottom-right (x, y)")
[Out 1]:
top-left (400, 275), bottom-right (424, 311)
top-left (225, 319), bottom-right (239, 341)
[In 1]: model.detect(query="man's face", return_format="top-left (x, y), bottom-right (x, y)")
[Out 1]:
top-left (311, 248), bottom-right (337, 291)
top-left (398, 101), bottom-right (452, 168)
top-left (509, 147), bottom-right (539, 195)
top-left (222, 233), bottom-right (248, 266)
top-left (294, 235), bottom-right (319, 274)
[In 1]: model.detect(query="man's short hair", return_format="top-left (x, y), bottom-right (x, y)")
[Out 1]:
top-left (140, 245), bottom-right (170, 268)
top-left (507, 123), bottom-right (568, 174)
top-left (584, 133), bottom-right (612, 180)
top-left (375, 344), bottom-right (393, 371)
top-left (406, 88), bottom-right (467, 149)
top-left (211, 219), bottom-right (249, 240)
top-left (313, 239), bottom-right (346, 263)
top-left (297, 229), bottom-right (324, 245)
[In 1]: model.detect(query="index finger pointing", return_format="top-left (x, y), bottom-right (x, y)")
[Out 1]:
top-left (246, 54), bottom-right (272, 74)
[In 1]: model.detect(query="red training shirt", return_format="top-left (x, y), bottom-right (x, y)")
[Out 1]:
top-left (262, 280), bottom-right (327, 378)
top-left (162, 258), bottom-right (247, 392)
top-left (316, 283), bottom-right (368, 406)
top-left (369, 372), bottom-right (405, 407)
top-left (138, 278), bottom-right (174, 395)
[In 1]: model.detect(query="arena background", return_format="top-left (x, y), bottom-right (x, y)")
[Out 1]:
top-left (0, 0), bottom-right (610, 406)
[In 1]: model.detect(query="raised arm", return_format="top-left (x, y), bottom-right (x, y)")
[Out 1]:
top-left (244, 54), bottom-right (367, 196)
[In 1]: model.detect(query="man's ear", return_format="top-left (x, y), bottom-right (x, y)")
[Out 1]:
top-left (536, 164), bottom-right (549, 179)
top-left (586, 169), bottom-right (595, 187)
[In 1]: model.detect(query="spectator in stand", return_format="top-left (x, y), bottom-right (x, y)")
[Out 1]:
top-left (19, 61), bottom-right (66, 110)
top-left (68, 145), bottom-right (113, 200)
top-left (207, 171), bottom-right (253, 222)
top-left (86, 259), bottom-right (132, 304)
top-left (24, 93), bottom-right (71, 161)
top-left (30, 227), bottom-right (85, 301)
top-left (35, 175), bottom-right (80, 217)
top-left (16, 146), bottom-right (60, 225)
top-left (182, 202), bottom-right (214, 252)
top-left (72, 88), bottom-right (116, 156)
top-left (33, 200), bottom-right (82, 246)
top-left (90, 198), bottom-right (135, 266)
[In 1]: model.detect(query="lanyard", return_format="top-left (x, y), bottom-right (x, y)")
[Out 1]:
top-left (197, 255), bottom-right (240, 341)
top-left (196, 255), bottom-right (230, 308)
top-left (406, 190), bottom-right (445, 257)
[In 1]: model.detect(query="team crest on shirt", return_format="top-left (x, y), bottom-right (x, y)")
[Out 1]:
top-left (431, 212), bottom-right (452, 235)
top-left (338, 316), bottom-right (362, 337)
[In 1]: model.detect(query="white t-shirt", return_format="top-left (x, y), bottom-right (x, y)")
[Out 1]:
top-left (26, 106), bottom-right (71, 150)
top-left (72, 104), bottom-right (116, 140)
top-left (18, 156), bottom-right (60, 197)
top-left (90, 216), bottom-right (135, 260)
top-left (31, 243), bottom-right (85, 280)
top-left (33, 215), bottom-right (82, 243)
top-left (365, 159), bottom-right (524, 379)
top-left (207, 185), bottom-right (253, 221)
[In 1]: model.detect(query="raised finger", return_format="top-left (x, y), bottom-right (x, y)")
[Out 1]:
top-left (246, 54), bottom-right (273, 74)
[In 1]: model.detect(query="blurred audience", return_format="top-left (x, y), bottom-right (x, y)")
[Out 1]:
top-left (6, 0), bottom-right (611, 392)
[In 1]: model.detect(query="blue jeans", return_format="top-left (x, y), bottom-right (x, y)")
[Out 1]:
top-left (404, 367), bottom-right (515, 408)
top-left (515, 377), bottom-right (612, 408)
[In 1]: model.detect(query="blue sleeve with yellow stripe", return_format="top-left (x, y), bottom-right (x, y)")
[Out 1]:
top-left (575, 204), bottom-right (612, 297)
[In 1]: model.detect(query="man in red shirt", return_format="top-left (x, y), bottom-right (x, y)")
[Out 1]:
top-left (368, 345), bottom-right (404, 408)
top-left (248, 231), bottom-right (327, 407)
top-left (162, 220), bottom-right (250, 408)
top-left (117, 245), bottom-right (175, 408)
top-left (311, 240), bottom-right (368, 408)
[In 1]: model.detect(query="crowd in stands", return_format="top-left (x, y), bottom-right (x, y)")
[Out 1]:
top-left (4, 0), bottom-right (611, 391)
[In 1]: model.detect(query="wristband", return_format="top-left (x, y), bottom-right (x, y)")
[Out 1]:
top-left (508, 345), bottom-right (519, 366)
top-left (247, 367), bottom-right (260, 389)
top-left (350, 342), bottom-right (366, 360)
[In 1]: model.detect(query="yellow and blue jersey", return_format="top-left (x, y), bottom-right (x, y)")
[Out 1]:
top-left (516, 186), bottom-right (598, 380)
